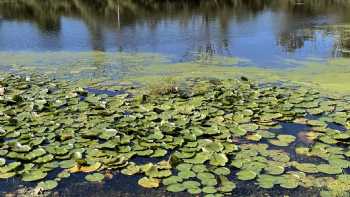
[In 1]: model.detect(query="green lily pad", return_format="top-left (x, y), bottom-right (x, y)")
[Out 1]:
top-left (192, 164), bottom-right (208, 173)
top-left (121, 164), bottom-right (140, 176)
top-left (60, 160), bottom-right (76, 169)
top-left (198, 172), bottom-right (216, 180)
top-left (12, 143), bottom-right (31, 153)
top-left (85, 173), bottom-right (105, 182)
top-left (203, 141), bottom-right (224, 153)
top-left (257, 174), bottom-right (277, 189)
top-left (22, 170), bottom-right (48, 182)
top-left (231, 160), bottom-right (243, 168)
top-left (209, 153), bottom-right (228, 166)
top-left (264, 165), bottom-right (284, 175)
top-left (0, 172), bottom-right (16, 179)
top-left (183, 180), bottom-right (201, 189)
top-left (187, 187), bottom-right (202, 194)
top-left (294, 163), bottom-right (318, 173)
top-left (237, 170), bottom-right (257, 181)
top-left (218, 176), bottom-right (236, 192)
top-left (213, 167), bottom-right (231, 176)
top-left (202, 186), bottom-right (217, 194)
top-left (145, 166), bottom-right (171, 178)
top-left (162, 176), bottom-right (183, 185)
top-left (201, 178), bottom-right (218, 186)
top-left (269, 135), bottom-right (296, 147)
top-left (178, 170), bottom-right (196, 179)
top-left (240, 123), bottom-right (259, 132)
top-left (279, 175), bottom-right (299, 189)
top-left (57, 171), bottom-right (71, 179)
top-left (0, 162), bottom-right (21, 173)
top-left (37, 180), bottom-right (58, 191)
top-left (246, 134), bottom-right (262, 141)
top-left (167, 183), bottom-right (186, 192)
top-left (176, 163), bottom-right (193, 171)
top-left (184, 152), bottom-right (210, 164)
top-left (317, 164), bottom-right (343, 175)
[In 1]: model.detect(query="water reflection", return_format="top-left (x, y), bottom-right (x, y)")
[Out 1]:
top-left (0, 0), bottom-right (350, 65)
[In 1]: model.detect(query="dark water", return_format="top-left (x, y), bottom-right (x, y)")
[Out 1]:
top-left (0, 0), bottom-right (350, 66)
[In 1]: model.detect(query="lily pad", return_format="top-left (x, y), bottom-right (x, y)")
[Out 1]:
top-left (167, 183), bottom-right (186, 192)
top-left (264, 165), bottom-right (284, 175)
top-left (138, 177), bottom-right (160, 188)
top-left (178, 170), bottom-right (196, 179)
top-left (85, 173), bottom-right (105, 182)
top-left (22, 170), bottom-right (48, 182)
top-left (121, 164), bottom-right (140, 176)
top-left (236, 170), bottom-right (257, 181)
top-left (0, 172), bottom-right (16, 179)
top-left (213, 167), bottom-right (231, 176)
top-left (317, 164), bottom-right (343, 175)
top-left (209, 153), bottom-right (228, 166)
top-left (257, 174), bottom-right (277, 189)
top-left (294, 163), bottom-right (318, 173)
top-left (162, 176), bottom-right (183, 185)
top-left (37, 180), bottom-right (58, 191)
top-left (183, 180), bottom-right (201, 189)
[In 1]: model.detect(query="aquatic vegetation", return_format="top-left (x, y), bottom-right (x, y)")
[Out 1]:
top-left (138, 177), bottom-right (160, 188)
top-left (85, 173), bottom-right (105, 182)
top-left (0, 73), bottom-right (350, 196)
top-left (37, 180), bottom-right (58, 191)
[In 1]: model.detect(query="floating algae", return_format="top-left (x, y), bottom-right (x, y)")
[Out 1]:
top-left (1, 51), bottom-right (350, 96)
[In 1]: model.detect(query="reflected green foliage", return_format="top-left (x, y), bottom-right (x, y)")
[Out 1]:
top-left (1, 0), bottom-right (350, 53)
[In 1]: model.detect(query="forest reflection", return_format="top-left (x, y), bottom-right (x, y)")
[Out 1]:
top-left (0, 0), bottom-right (349, 56)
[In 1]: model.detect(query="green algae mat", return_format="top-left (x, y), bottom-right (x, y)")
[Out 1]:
top-left (1, 73), bottom-right (350, 197)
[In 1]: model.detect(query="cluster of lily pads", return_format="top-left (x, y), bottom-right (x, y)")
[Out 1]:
top-left (0, 74), bottom-right (350, 196)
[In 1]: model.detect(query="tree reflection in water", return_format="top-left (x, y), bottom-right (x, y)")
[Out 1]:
top-left (0, 0), bottom-right (349, 56)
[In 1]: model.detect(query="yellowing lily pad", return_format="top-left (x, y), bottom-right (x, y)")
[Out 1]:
top-left (138, 177), bottom-right (160, 188)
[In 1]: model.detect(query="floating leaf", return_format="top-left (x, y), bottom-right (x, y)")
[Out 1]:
top-left (138, 177), bottom-right (160, 188)
top-left (37, 180), bottom-right (58, 191)
top-left (85, 173), bottom-right (105, 182)
top-left (209, 153), bottom-right (228, 166)
top-left (237, 170), bottom-right (257, 181)
top-left (294, 163), bottom-right (318, 173)
top-left (184, 152), bottom-right (210, 164)
top-left (22, 170), bottom-right (47, 182)
top-left (178, 170), bottom-right (196, 179)
top-left (317, 164), bottom-right (342, 175)
top-left (202, 186), bottom-right (217, 194)
top-left (167, 183), bottom-right (186, 192)
top-left (213, 167), bottom-right (230, 176)
top-left (264, 165), bottom-right (284, 175)
top-left (80, 162), bottom-right (102, 173)
top-left (121, 164), bottom-right (140, 176)
top-left (183, 180), bottom-right (201, 189)
top-left (162, 176), bottom-right (183, 185)
top-left (0, 172), bottom-right (16, 179)
top-left (257, 174), bottom-right (277, 189)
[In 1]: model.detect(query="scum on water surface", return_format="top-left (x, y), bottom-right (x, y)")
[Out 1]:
top-left (1, 51), bottom-right (350, 96)
top-left (0, 72), bottom-right (350, 197)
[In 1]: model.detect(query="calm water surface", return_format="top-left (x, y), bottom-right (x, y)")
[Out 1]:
top-left (0, 0), bottom-right (350, 66)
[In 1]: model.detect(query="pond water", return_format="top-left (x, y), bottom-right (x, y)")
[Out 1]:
top-left (1, 1), bottom-right (350, 197)
top-left (0, 0), bottom-right (350, 66)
